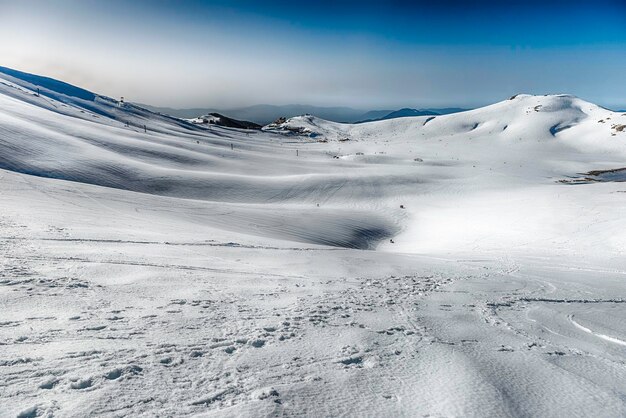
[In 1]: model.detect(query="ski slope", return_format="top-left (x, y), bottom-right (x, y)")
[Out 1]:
top-left (1, 66), bottom-right (626, 417)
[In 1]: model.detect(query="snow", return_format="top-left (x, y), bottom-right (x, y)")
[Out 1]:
top-left (1, 67), bottom-right (626, 417)
top-left (187, 115), bottom-right (221, 125)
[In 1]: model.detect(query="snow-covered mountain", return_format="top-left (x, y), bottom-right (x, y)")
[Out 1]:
top-left (264, 94), bottom-right (625, 147)
top-left (2, 66), bottom-right (626, 417)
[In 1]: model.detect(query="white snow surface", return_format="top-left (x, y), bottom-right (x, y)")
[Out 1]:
top-left (1, 69), bottom-right (626, 417)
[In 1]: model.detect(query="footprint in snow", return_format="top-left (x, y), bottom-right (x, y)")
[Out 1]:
top-left (84, 325), bottom-right (107, 331)
top-left (39, 377), bottom-right (59, 389)
top-left (251, 387), bottom-right (281, 403)
top-left (104, 365), bottom-right (142, 380)
top-left (249, 339), bottom-right (266, 348)
top-left (17, 406), bottom-right (40, 418)
top-left (338, 355), bottom-right (363, 366)
top-left (70, 378), bottom-right (93, 390)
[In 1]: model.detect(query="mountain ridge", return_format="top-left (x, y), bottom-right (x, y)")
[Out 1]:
top-left (139, 103), bottom-right (470, 125)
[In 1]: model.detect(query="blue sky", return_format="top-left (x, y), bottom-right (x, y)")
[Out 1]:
top-left (1, 0), bottom-right (625, 109)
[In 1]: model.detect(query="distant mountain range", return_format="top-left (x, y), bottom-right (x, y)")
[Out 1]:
top-left (138, 103), bottom-right (469, 125)
top-left (355, 107), bottom-right (467, 123)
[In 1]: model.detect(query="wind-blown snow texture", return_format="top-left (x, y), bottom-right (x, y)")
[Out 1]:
top-left (1, 67), bottom-right (626, 417)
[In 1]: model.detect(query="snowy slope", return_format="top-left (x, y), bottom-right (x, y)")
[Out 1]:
top-left (1, 67), bottom-right (626, 417)
top-left (263, 96), bottom-right (626, 254)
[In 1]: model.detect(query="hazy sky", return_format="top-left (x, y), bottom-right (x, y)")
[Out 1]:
top-left (1, 0), bottom-right (625, 109)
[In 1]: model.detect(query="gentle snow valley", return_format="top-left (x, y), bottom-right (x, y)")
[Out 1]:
top-left (1, 67), bottom-right (626, 417)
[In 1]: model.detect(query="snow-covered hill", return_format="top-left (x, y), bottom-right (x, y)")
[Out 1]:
top-left (1, 67), bottom-right (626, 417)
top-left (187, 113), bottom-right (261, 130)
top-left (265, 93), bottom-right (625, 148)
